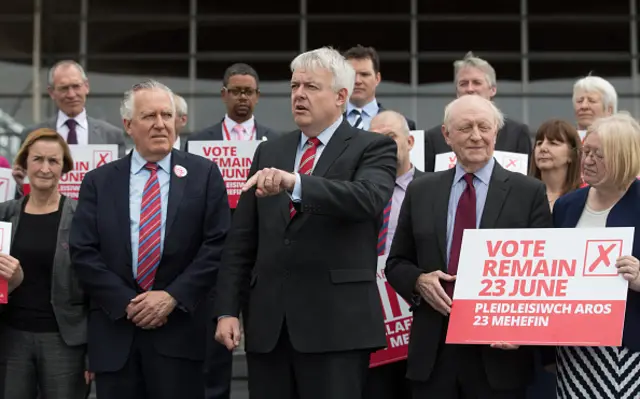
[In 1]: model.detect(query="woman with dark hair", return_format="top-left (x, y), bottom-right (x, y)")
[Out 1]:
top-left (529, 119), bottom-right (583, 210)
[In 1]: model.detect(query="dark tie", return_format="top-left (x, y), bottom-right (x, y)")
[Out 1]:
top-left (65, 119), bottom-right (78, 144)
top-left (289, 138), bottom-right (321, 218)
top-left (446, 173), bottom-right (477, 297)
top-left (378, 199), bottom-right (392, 255)
top-left (137, 163), bottom-right (162, 291)
top-left (351, 110), bottom-right (363, 129)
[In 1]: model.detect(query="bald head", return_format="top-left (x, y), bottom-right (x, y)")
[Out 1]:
top-left (441, 95), bottom-right (504, 172)
top-left (370, 110), bottom-right (414, 176)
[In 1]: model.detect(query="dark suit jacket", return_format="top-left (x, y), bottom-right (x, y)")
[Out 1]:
top-left (183, 119), bottom-right (277, 152)
top-left (21, 115), bottom-right (127, 158)
top-left (553, 181), bottom-right (640, 352)
top-left (385, 162), bottom-right (552, 389)
top-left (69, 149), bottom-right (230, 373)
top-left (0, 196), bottom-right (87, 346)
top-left (214, 120), bottom-right (397, 354)
top-left (423, 118), bottom-right (532, 172)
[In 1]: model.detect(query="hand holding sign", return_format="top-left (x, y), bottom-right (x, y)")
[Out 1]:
top-left (415, 271), bottom-right (456, 316)
top-left (0, 253), bottom-right (22, 293)
top-left (616, 255), bottom-right (640, 290)
top-left (243, 168), bottom-right (296, 197)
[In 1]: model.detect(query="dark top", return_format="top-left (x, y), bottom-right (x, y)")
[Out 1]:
top-left (2, 195), bottom-right (65, 332)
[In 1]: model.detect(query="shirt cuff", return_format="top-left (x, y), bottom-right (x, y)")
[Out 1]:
top-left (288, 172), bottom-right (302, 202)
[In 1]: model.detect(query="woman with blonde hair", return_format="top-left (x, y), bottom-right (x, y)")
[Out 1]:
top-left (0, 128), bottom-right (89, 399)
top-left (552, 112), bottom-right (640, 398)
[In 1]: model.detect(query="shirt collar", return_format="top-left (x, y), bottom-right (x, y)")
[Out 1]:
top-left (299, 116), bottom-right (343, 151)
top-left (224, 114), bottom-right (255, 132)
top-left (57, 109), bottom-right (88, 131)
top-left (131, 148), bottom-right (172, 175)
top-left (395, 166), bottom-right (416, 191)
top-left (346, 98), bottom-right (379, 117)
top-left (454, 157), bottom-right (495, 186)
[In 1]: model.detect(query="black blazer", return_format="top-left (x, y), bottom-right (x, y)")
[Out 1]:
top-left (0, 196), bottom-right (87, 347)
top-left (423, 118), bottom-right (532, 172)
top-left (183, 119), bottom-right (278, 152)
top-left (385, 163), bottom-right (552, 389)
top-left (69, 149), bottom-right (231, 373)
top-left (214, 120), bottom-right (397, 354)
top-left (553, 181), bottom-right (640, 352)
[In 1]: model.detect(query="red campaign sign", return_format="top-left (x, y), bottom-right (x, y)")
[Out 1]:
top-left (370, 255), bottom-right (412, 367)
top-left (446, 229), bottom-right (632, 347)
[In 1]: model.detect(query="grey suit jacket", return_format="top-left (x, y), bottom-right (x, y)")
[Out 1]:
top-left (21, 115), bottom-right (127, 158)
top-left (0, 196), bottom-right (87, 347)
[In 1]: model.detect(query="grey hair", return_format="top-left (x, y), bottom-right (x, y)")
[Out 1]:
top-left (120, 79), bottom-right (175, 120)
top-left (174, 94), bottom-right (188, 117)
top-left (48, 60), bottom-right (88, 86)
top-left (453, 51), bottom-right (497, 88)
top-left (573, 75), bottom-right (618, 113)
top-left (372, 110), bottom-right (410, 136)
top-left (290, 47), bottom-right (356, 112)
top-left (443, 95), bottom-right (505, 131)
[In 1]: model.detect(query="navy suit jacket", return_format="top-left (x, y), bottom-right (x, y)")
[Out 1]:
top-left (69, 149), bottom-right (230, 372)
top-left (183, 119), bottom-right (278, 152)
top-left (553, 180), bottom-right (640, 352)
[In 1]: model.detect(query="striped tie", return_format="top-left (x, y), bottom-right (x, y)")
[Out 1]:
top-left (377, 199), bottom-right (392, 255)
top-left (352, 109), bottom-right (363, 129)
top-left (290, 137), bottom-right (321, 218)
top-left (136, 162), bottom-right (162, 291)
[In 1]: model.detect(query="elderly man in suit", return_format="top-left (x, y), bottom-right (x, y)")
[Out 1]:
top-left (214, 46), bottom-right (397, 399)
top-left (423, 52), bottom-right (532, 172)
top-left (70, 79), bottom-right (230, 399)
top-left (14, 60), bottom-right (125, 189)
top-left (343, 45), bottom-right (417, 131)
top-left (386, 95), bottom-right (552, 399)
top-left (184, 63), bottom-right (277, 152)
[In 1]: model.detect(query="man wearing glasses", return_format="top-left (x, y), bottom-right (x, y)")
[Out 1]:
top-left (184, 63), bottom-right (277, 152)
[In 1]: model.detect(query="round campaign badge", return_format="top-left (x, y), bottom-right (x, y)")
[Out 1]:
top-left (174, 165), bottom-right (188, 178)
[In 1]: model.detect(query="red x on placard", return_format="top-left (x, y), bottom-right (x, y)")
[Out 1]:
top-left (583, 240), bottom-right (622, 276)
top-left (506, 159), bottom-right (517, 168)
top-left (588, 244), bottom-right (616, 272)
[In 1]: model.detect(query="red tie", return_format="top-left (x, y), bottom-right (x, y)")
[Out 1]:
top-left (290, 137), bottom-right (321, 218)
top-left (137, 163), bottom-right (162, 291)
top-left (445, 173), bottom-right (476, 297)
top-left (377, 199), bottom-right (392, 255)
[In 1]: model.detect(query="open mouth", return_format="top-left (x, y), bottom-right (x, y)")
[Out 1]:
top-left (295, 105), bottom-right (308, 112)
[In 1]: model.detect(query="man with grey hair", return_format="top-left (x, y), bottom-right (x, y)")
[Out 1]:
top-left (423, 51), bottom-right (531, 172)
top-left (14, 60), bottom-right (126, 190)
top-left (173, 93), bottom-right (188, 149)
top-left (573, 75), bottom-right (617, 141)
top-left (70, 79), bottom-right (230, 399)
top-left (214, 47), bottom-right (397, 399)
top-left (386, 94), bottom-right (551, 398)
top-left (364, 109), bottom-right (423, 399)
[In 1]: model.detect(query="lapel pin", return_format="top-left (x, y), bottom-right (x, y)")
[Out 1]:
top-left (262, 136), bottom-right (268, 141)
top-left (174, 165), bottom-right (187, 178)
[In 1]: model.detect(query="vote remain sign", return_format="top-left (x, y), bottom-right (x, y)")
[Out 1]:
top-left (434, 151), bottom-right (528, 175)
top-left (446, 227), bottom-right (634, 346)
top-left (23, 145), bottom-right (118, 200)
top-left (370, 254), bottom-right (412, 367)
top-left (188, 141), bottom-right (261, 208)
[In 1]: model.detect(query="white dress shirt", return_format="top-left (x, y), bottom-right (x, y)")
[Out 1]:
top-left (56, 109), bottom-right (89, 144)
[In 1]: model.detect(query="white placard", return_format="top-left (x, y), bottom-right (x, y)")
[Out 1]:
top-left (434, 150), bottom-right (529, 175)
top-left (0, 168), bottom-right (17, 203)
top-left (409, 130), bottom-right (425, 171)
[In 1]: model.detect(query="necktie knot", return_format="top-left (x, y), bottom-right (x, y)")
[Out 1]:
top-left (463, 173), bottom-right (475, 187)
top-left (65, 119), bottom-right (77, 128)
top-left (232, 124), bottom-right (245, 134)
top-left (351, 109), bottom-right (362, 116)
top-left (144, 162), bottom-right (159, 172)
top-left (307, 137), bottom-right (321, 148)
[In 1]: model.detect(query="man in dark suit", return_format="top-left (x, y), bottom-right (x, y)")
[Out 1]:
top-left (343, 45), bottom-right (417, 131)
top-left (214, 47), bottom-right (397, 399)
top-left (385, 95), bottom-right (552, 398)
top-left (14, 60), bottom-right (126, 191)
top-left (423, 52), bottom-right (531, 172)
top-left (184, 63), bottom-right (277, 152)
top-left (363, 110), bottom-right (423, 399)
top-left (69, 79), bottom-right (230, 399)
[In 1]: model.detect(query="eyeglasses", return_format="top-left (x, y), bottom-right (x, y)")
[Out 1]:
top-left (579, 147), bottom-right (604, 161)
top-left (224, 87), bottom-right (259, 97)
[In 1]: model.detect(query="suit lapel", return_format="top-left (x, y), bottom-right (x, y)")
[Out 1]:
top-left (311, 121), bottom-right (353, 177)
top-left (211, 122), bottom-right (224, 141)
top-left (435, 169), bottom-right (455, 267)
top-left (52, 197), bottom-right (74, 280)
top-left (165, 150), bottom-right (187, 242)
top-left (255, 122), bottom-right (266, 140)
top-left (113, 156), bottom-right (133, 265)
top-left (278, 131), bottom-right (303, 225)
top-left (480, 163), bottom-right (510, 229)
